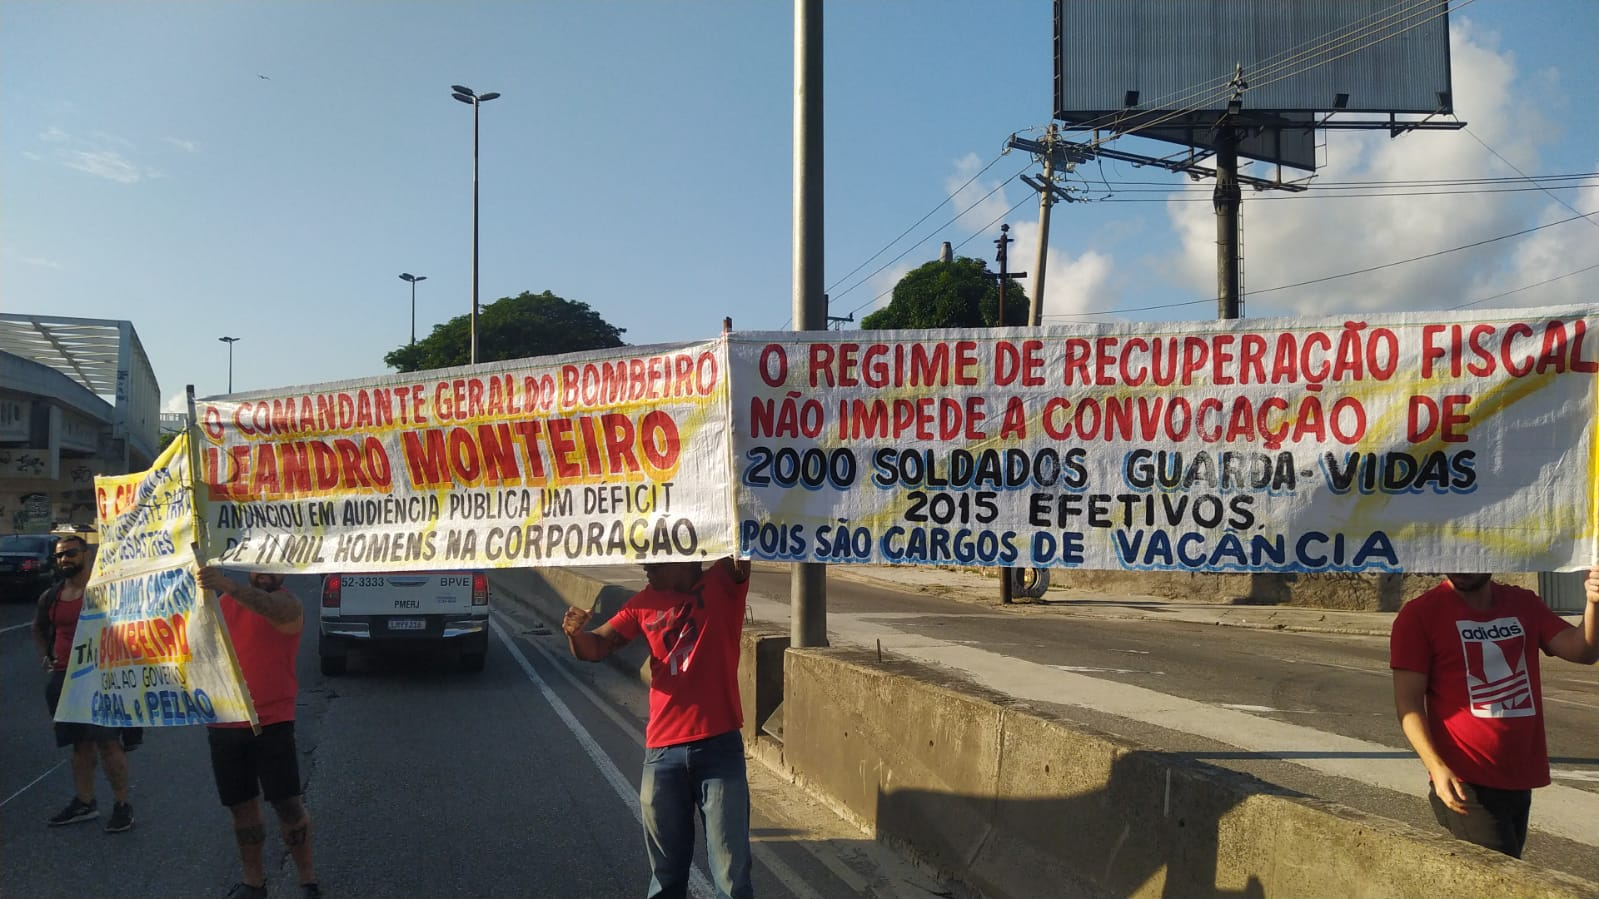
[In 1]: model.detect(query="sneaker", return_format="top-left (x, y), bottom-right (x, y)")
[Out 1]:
top-left (301, 884), bottom-right (323, 899)
top-left (225, 884), bottom-right (268, 899)
top-left (104, 801), bottom-right (134, 833)
top-left (47, 797), bottom-right (98, 826)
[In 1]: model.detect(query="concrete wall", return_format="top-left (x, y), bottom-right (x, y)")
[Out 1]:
top-left (782, 648), bottom-right (1596, 899)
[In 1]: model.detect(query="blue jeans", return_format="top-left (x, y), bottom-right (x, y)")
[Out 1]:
top-left (640, 730), bottom-right (753, 899)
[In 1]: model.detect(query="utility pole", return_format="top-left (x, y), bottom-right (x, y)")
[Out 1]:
top-left (992, 224), bottom-right (1025, 605)
top-left (791, 0), bottom-right (827, 648)
top-left (1028, 124), bottom-right (1057, 326)
top-left (1014, 126), bottom-right (1076, 326)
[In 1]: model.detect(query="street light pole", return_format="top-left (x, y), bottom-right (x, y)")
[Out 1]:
top-left (218, 336), bottom-right (240, 393)
top-left (399, 273), bottom-right (427, 346)
top-left (451, 84), bottom-right (500, 364)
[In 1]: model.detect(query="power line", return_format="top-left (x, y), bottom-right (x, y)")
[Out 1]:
top-left (1238, 209), bottom-right (1596, 298)
top-left (824, 151), bottom-right (1007, 296)
top-left (1450, 259), bottom-right (1599, 309)
top-left (1096, 184), bottom-right (1599, 203)
top-left (829, 164), bottom-right (1031, 312)
top-left (1464, 128), bottom-right (1599, 233)
top-left (844, 191), bottom-right (1038, 319)
top-left (1042, 208), bottom-right (1598, 319)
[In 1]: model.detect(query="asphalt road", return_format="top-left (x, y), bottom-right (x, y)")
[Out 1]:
top-left (0, 576), bottom-right (945, 899)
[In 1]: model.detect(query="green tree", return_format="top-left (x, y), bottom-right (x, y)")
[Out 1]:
top-left (385, 290), bottom-right (627, 372)
top-left (860, 257), bottom-right (1030, 330)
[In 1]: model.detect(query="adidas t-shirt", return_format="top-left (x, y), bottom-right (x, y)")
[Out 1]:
top-left (1390, 581), bottom-right (1571, 790)
top-left (607, 562), bottom-right (748, 749)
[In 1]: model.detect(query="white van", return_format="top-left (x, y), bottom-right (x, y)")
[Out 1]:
top-left (317, 571), bottom-right (489, 674)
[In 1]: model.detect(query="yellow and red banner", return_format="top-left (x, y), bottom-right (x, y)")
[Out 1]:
top-left (55, 434), bottom-right (257, 727)
top-left (193, 342), bottom-right (734, 573)
top-left (730, 306), bottom-right (1599, 573)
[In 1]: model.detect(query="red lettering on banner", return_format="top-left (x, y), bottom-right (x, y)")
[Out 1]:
top-left (399, 414), bottom-right (681, 489)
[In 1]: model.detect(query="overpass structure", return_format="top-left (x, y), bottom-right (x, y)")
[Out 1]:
top-left (0, 313), bottom-right (160, 533)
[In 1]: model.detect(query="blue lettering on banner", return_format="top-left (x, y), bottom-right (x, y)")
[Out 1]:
top-left (90, 691), bottom-right (137, 726)
top-left (142, 688), bottom-right (219, 725)
top-left (1112, 529), bottom-right (1399, 572)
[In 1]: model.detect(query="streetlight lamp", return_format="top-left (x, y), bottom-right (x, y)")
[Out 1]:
top-left (218, 336), bottom-right (240, 393)
top-left (450, 83), bottom-right (500, 364)
top-left (399, 273), bottom-right (427, 346)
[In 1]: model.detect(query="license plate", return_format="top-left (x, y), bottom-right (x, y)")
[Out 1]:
top-left (387, 618), bottom-right (426, 631)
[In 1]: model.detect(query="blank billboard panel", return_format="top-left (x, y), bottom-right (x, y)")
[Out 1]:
top-left (1055, 0), bottom-right (1453, 120)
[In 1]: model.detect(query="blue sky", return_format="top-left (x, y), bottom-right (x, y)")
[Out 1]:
top-left (3, 1), bottom-right (1594, 412)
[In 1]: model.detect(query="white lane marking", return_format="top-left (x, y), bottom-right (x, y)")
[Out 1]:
top-left (1, 622), bottom-right (34, 635)
top-left (1053, 665), bottom-right (1160, 676)
top-left (496, 614), bottom-right (826, 899)
top-left (1, 759), bottom-right (66, 808)
top-left (489, 617), bottom-right (717, 899)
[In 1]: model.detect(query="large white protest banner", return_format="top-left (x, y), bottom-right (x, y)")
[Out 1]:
top-left (194, 341), bottom-right (734, 573)
top-left (729, 306), bottom-right (1599, 573)
top-left (55, 434), bottom-right (257, 727)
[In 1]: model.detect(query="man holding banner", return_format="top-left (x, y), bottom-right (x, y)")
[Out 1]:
top-left (31, 534), bottom-right (137, 834)
top-left (1391, 566), bottom-right (1599, 859)
top-left (563, 556), bottom-right (754, 899)
top-left (197, 566), bottom-right (320, 899)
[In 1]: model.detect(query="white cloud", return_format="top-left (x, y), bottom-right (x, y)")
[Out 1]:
top-left (19, 254), bottom-right (64, 270)
top-left (88, 130), bottom-right (136, 150)
top-left (1041, 249), bottom-right (1115, 321)
top-left (37, 126), bottom-right (165, 183)
top-left (61, 148), bottom-right (158, 183)
top-left (1160, 17), bottom-right (1597, 319)
top-left (163, 136), bottom-right (199, 153)
top-left (946, 153), bottom-right (1017, 237)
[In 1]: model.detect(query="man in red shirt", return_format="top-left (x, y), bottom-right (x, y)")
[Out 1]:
top-left (1390, 566), bottom-right (1599, 857)
top-left (563, 556), bottom-right (754, 899)
top-left (198, 566), bottom-right (320, 899)
top-left (30, 534), bottom-right (136, 833)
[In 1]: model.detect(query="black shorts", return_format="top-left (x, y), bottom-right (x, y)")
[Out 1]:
top-left (207, 722), bottom-right (302, 807)
top-left (45, 670), bottom-right (122, 749)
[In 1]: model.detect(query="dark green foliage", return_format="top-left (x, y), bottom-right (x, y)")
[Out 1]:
top-left (860, 257), bottom-right (1030, 330)
top-left (385, 290), bottom-right (627, 372)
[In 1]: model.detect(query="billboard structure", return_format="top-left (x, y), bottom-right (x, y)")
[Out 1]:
top-left (1029, 0), bottom-right (1463, 318)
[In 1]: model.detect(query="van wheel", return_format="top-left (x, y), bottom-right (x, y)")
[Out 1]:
top-left (460, 651), bottom-right (486, 673)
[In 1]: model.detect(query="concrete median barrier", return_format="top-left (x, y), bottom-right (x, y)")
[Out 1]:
top-left (782, 648), bottom-right (1596, 899)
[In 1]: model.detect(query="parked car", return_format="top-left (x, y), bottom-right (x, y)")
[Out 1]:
top-left (318, 570), bottom-right (490, 674)
top-left (0, 533), bottom-right (59, 603)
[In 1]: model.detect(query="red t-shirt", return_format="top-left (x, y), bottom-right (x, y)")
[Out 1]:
top-left (214, 594), bottom-right (301, 727)
top-left (1390, 581), bottom-right (1572, 790)
top-left (48, 588), bottom-right (83, 672)
top-left (607, 562), bottom-right (748, 748)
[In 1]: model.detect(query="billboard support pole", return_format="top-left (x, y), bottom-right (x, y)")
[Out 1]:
top-left (1214, 123), bottom-right (1242, 320)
